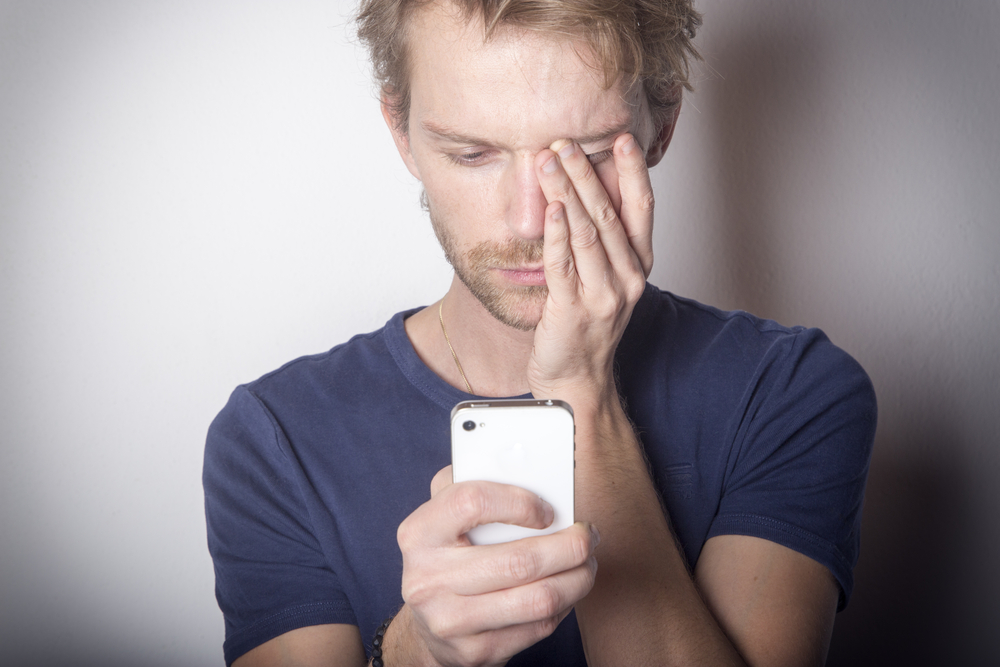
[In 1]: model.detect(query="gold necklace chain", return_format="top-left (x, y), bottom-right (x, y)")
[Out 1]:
top-left (438, 298), bottom-right (475, 395)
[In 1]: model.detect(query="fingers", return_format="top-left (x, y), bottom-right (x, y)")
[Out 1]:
top-left (477, 554), bottom-right (597, 631)
top-left (401, 523), bottom-right (598, 658)
top-left (535, 135), bottom-right (652, 286)
top-left (541, 201), bottom-right (576, 302)
top-left (614, 133), bottom-right (655, 278)
top-left (400, 480), bottom-right (555, 549)
top-left (459, 606), bottom-right (576, 664)
top-left (536, 143), bottom-right (614, 290)
top-left (412, 600), bottom-right (576, 667)
top-left (398, 480), bottom-right (600, 665)
top-left (448, 522), bottom-right (598, 596)
top-left (419, 554), bottom-right (598, 641)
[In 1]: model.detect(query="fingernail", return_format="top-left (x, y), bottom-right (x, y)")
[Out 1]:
top-left (542, 499), bottom-right (555, 525)
top-left (542, 156), bottom-right (558, 174)
top-left (551, 205), bottom-right (564, 221)
top-left (590, 523), bottom-right (601, 547)
top-left (557, 141), bottom-right (576, 159)
top-left (621, 137), bottom-right (636, 155)
top-left (549, 138), bottom-right (572, 154)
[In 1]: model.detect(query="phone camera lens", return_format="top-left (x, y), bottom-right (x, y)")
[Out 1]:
top-left (462, 420), bottom-right (476, 431)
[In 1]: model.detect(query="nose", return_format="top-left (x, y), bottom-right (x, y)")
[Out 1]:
top-left (504, 156), bottom-right (547, 241)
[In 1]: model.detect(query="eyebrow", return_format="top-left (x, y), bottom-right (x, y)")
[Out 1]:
top-left (420, 118), bottom-right (633, 149)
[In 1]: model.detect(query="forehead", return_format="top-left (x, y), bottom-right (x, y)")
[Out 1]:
top-left (405, 2), bottom-right (642, 146)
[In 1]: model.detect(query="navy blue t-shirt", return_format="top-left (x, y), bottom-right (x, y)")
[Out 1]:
top-left (204, 285), bottom-right (876, 666)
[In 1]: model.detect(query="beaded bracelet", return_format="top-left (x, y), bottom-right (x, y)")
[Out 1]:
top-left (370, 617), bottom-right (393, 667)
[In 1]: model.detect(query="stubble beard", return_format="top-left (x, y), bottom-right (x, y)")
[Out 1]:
top-left (427, 198), bottom-right (547, 332)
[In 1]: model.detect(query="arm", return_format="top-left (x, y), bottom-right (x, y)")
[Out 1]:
top-left (529, 131), bottom-right (840, 665)
top-left (232, 624), bottom-right (367, 667)
top-left (574, 404), bottom-right (838, 666)
top-left (378, 469), bottom-right (598, 667)
top-left (208, 387), bottom-right (598, 667)
top-left (697, 535), bottom-right (840, 666)
top-left (231, 473), bottom-right (599, 667)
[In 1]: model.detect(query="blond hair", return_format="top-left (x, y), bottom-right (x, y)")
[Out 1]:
top-left (356, 0), bottom-right (701, 132)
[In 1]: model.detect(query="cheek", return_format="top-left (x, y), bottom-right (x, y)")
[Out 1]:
top-left (594, 163), bottom-right (623, 215)
top-left (416, 159), bottom-right (501, 228)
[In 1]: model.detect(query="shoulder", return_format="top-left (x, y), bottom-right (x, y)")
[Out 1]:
top-left (205, 309), bottom-right (420, 460)
top-left (255, 313), bottom-right (409, 392)
top-left (225, 308), bottom-right (427, 413)
top-left (622, 284), bottom-right (877, 505)
top-left (630, 284), bottom-right (874, 403)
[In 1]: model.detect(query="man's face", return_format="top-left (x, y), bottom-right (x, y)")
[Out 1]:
top-left (388, 1), bottom-right (657, 330)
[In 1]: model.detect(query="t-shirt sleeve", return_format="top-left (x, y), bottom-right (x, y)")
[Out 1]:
top-left (203, 385), bottom-right (356, 665)
top-left (706, 328), bottom-right (877, 609)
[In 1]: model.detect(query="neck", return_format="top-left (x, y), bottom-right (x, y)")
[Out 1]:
top-left (405, 275), bottom-right (537, 397)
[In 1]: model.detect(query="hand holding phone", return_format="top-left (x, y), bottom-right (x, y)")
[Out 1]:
top-left (451, 399), bottom-right (575, 545)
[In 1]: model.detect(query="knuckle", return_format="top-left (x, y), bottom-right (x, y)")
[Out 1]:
top-left (591, 201), bottom-right (619, 230)
top-left (401, 560), bottom-right (444, 610)
top-left (570, 159), bottom-right (599, 187)
top-left (503, 546), bottom-right (542, 584)
top-left (457, 640), bottom-right (489, 667)
top-left (449, 484), bottom-right (486, 525)
top-left (593, 288), bottom-right (622, 321)
top-left (426, 609), bottom-right (466, 641)
top-left (635, 189), bottom-right (655, 214)
top-left (571, 222), bottom-right (601, 250)
top-left (424, 614), bottom-right (450, 639)
top-left (529, 581), bottom-right (562, 620)
top-left (396, 517), bottom-right (418, 552)
top-left (624, 273), bottom-right (646, 302)
top-left (401, 572), bottom-right (430, 606)
top-left (549, 179), bottom-right (576, 204)
top-left (534, 615), bottom-right (560, 640)
top-left (549, 253), bottom-right (575, 278)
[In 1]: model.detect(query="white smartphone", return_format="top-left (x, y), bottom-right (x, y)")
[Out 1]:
top-left (450, 399), bottom-right (575, 545)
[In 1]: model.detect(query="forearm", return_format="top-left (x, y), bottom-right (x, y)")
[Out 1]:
top-left (571, 397), bottom-right (747, 667)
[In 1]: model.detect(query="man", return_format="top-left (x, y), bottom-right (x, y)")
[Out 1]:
top-left (204, 0), bottom-right (876, 665)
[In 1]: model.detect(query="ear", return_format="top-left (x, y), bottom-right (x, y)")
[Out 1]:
top-left (381, 94), bottom-right (422, 181)
top-left (644, 102), bottom-right (681, 168)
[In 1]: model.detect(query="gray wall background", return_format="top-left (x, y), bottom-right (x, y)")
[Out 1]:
top-left (1, 1), bottom-right (996, 665)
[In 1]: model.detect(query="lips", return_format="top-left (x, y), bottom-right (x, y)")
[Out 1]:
top-left (496, 266), bottom-right (547, 286)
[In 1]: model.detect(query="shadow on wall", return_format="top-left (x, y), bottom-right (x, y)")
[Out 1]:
top-left (827, 443), bottom-right (968, 666)
top-left (697, 19), bottom-right (828, 323)
top-left (692, 15), bottom-right (978, 667)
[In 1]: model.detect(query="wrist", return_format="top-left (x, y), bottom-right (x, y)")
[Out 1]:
top-left (369, 617), bottom-right (392, 667)
top-left (373, 606), bottom-right (440, 667)
top-left (529, 375), bottom-right (619, 416)
top-left (564, 387), bottom-right (630, 438)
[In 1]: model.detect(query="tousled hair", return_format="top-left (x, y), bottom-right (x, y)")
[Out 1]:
top-left (356, 0), bottom-right (701, 133)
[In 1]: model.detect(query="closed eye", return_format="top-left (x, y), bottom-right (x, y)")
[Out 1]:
top-left (586, 149), bottom-right (613, 166)
top-left (446, 150), bottom-right (492, 166)
top-left (448, 148), bottom-right (612, 167)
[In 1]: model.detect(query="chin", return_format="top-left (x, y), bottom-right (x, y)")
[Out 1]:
top-left (471, 281), bottom-right (548, 332)
top-left (499, 300), bottom-right (545, 332)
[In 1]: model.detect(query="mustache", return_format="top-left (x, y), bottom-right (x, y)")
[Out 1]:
top-left (467, 238), bottom-right (544, 267)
